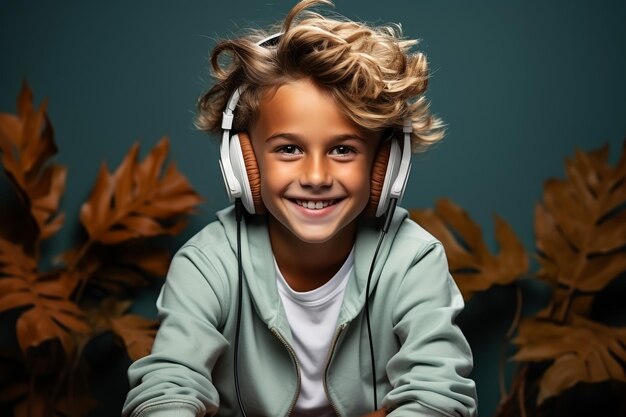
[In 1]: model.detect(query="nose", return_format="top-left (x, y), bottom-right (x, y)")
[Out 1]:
top-left (299, 153), bottom-right (332, 190)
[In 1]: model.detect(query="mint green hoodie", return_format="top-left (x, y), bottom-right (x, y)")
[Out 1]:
top-left (123, 206), bottom-right (477, 417)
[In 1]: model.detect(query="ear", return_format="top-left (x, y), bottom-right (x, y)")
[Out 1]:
top-left (237, 132), bottom-right (266, 214)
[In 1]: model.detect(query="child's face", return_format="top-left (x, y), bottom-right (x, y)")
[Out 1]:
top-left (249, 78), bottom-right (380, 245)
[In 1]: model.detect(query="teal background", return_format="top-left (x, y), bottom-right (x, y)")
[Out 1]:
top-left (1, 1), bottom-right (625, 416)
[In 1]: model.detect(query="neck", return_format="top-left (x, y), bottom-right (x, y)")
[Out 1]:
top-left (268, 216), bottom-right (356, 292)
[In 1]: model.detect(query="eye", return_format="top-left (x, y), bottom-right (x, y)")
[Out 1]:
top-left (330, 145), bottom-right (356, 156)
top-left (276, 145), bottom-right (302, 155)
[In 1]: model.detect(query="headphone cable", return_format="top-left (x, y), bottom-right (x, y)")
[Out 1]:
top-left (234, 199), bottom-right (248, 417)
top-left (364, 197), bottom-right (398, 411)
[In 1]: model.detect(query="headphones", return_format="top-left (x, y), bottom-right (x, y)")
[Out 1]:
top-left (218, 34), bottom-right (413, 219)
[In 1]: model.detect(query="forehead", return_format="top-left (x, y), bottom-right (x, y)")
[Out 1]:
top-left (252, 79), bottom-right (376, 142)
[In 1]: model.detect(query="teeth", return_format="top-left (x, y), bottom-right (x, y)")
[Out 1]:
top-left (295, 199), bottom-right (336, 210)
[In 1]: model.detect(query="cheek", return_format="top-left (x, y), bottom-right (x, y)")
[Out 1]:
top-left (337, 163), bottom-right (372, 198)
top-left (258, 158), bottom-right (288, 198)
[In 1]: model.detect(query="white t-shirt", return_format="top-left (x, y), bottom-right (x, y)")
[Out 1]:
top-left (275, 249), bottom-right (354, 417)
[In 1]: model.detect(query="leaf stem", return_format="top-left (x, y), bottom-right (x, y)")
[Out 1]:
top-left (517, 364), bottom-right (528, 417)
top-left (499, 284), bottom-right (523, 400)
top-left (494, 362), bottom-right (529, 417)
top-left (69, 239), bottom-right (94, 304)
top-left (556, 286), bottom-right (575, 323)
top-left (28, 364), bottom-right (35, 417)
top-left (68, 329), bottom-right (103, 415)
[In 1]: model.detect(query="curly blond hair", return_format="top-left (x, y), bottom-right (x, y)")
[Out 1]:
top-left (196, 0), bottom-right (444, 153)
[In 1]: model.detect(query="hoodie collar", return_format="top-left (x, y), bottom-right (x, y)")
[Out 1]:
top-left (217, 205), bottom-right (409, 329)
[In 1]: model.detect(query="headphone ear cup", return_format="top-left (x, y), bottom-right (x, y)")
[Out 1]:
top-left (237, 133), bottom-right (266, 214)
top-left (367, 140), bottom-right (391, 217)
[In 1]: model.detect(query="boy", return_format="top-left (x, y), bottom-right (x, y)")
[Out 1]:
top-left (123, 1), bottom-right (477, 416)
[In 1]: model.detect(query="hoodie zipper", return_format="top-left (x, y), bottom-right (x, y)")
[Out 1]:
top-left (271, 327), bottom-right (301, 417)
top-left (323, 323), bottom-right (348, 417)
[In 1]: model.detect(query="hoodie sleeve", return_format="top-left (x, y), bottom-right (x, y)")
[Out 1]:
top-left (382, 243), bottom-right (477, 417)
top-left (122, 244), bottom-right (230, 417)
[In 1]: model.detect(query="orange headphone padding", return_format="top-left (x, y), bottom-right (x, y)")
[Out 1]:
top-left (238, 133), bottom-right (266, 214)
top-left (367, 139), bottom-right (391, 216)
top-left (238, 133), bottom-right (390, 217)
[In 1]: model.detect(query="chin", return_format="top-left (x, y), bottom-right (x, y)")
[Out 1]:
top-left (290, 227), bottom-right (340, 245)
top-left (292, 231), bottom-right (333, 244)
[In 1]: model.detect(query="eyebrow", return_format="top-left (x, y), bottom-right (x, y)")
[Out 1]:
top-left (265, 132), bottom-right (366, 142)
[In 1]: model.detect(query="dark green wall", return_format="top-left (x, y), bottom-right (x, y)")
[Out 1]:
top-left (1, 1), bottom-right (625, 416)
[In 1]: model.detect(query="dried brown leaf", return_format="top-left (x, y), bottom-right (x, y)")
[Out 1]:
top-left (0, 82), bottom-right (66, 241)
top-left (0, 237), bottom-right (37, 277)
top-left (14, 299), bottom-right (89, 355)
top-left (91, 267), bottom-right (151, 294)
top-left (110, 314), bottom-right (158, 361)
top-left (512, 316), bottom-right (626, 404)
top-left (79, 137), bottom-right (202, 245)
top-left (78, 163), bottom-right (114, 240)
top-left (0, 114), bottom-right (21, 162)
top-left (536, 140), bottom-right (626, 296)
top-left (92, 299), bottom-right (157, 361)
top-left (119, 246), bottom-right (170, 277)
top-left (0, 238), bottom-right (89, 354)
top-left (99, 298), bottom-right (132, 318)
top-left (55, 242), bottom-right (169, 296)
top-left (536, 288), bottom-right (595, 319)
top-left (54, 246), bottom-right (101, 294)
top-left (0, 238), bottom-right (38, 314)
top-left (410, 198), bottom-right (529, 300)
top-left (35, 269), bottom-right (85, 299)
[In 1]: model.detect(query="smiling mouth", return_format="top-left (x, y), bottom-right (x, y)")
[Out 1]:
top-left (292, 199), bottom-right (341, 210)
